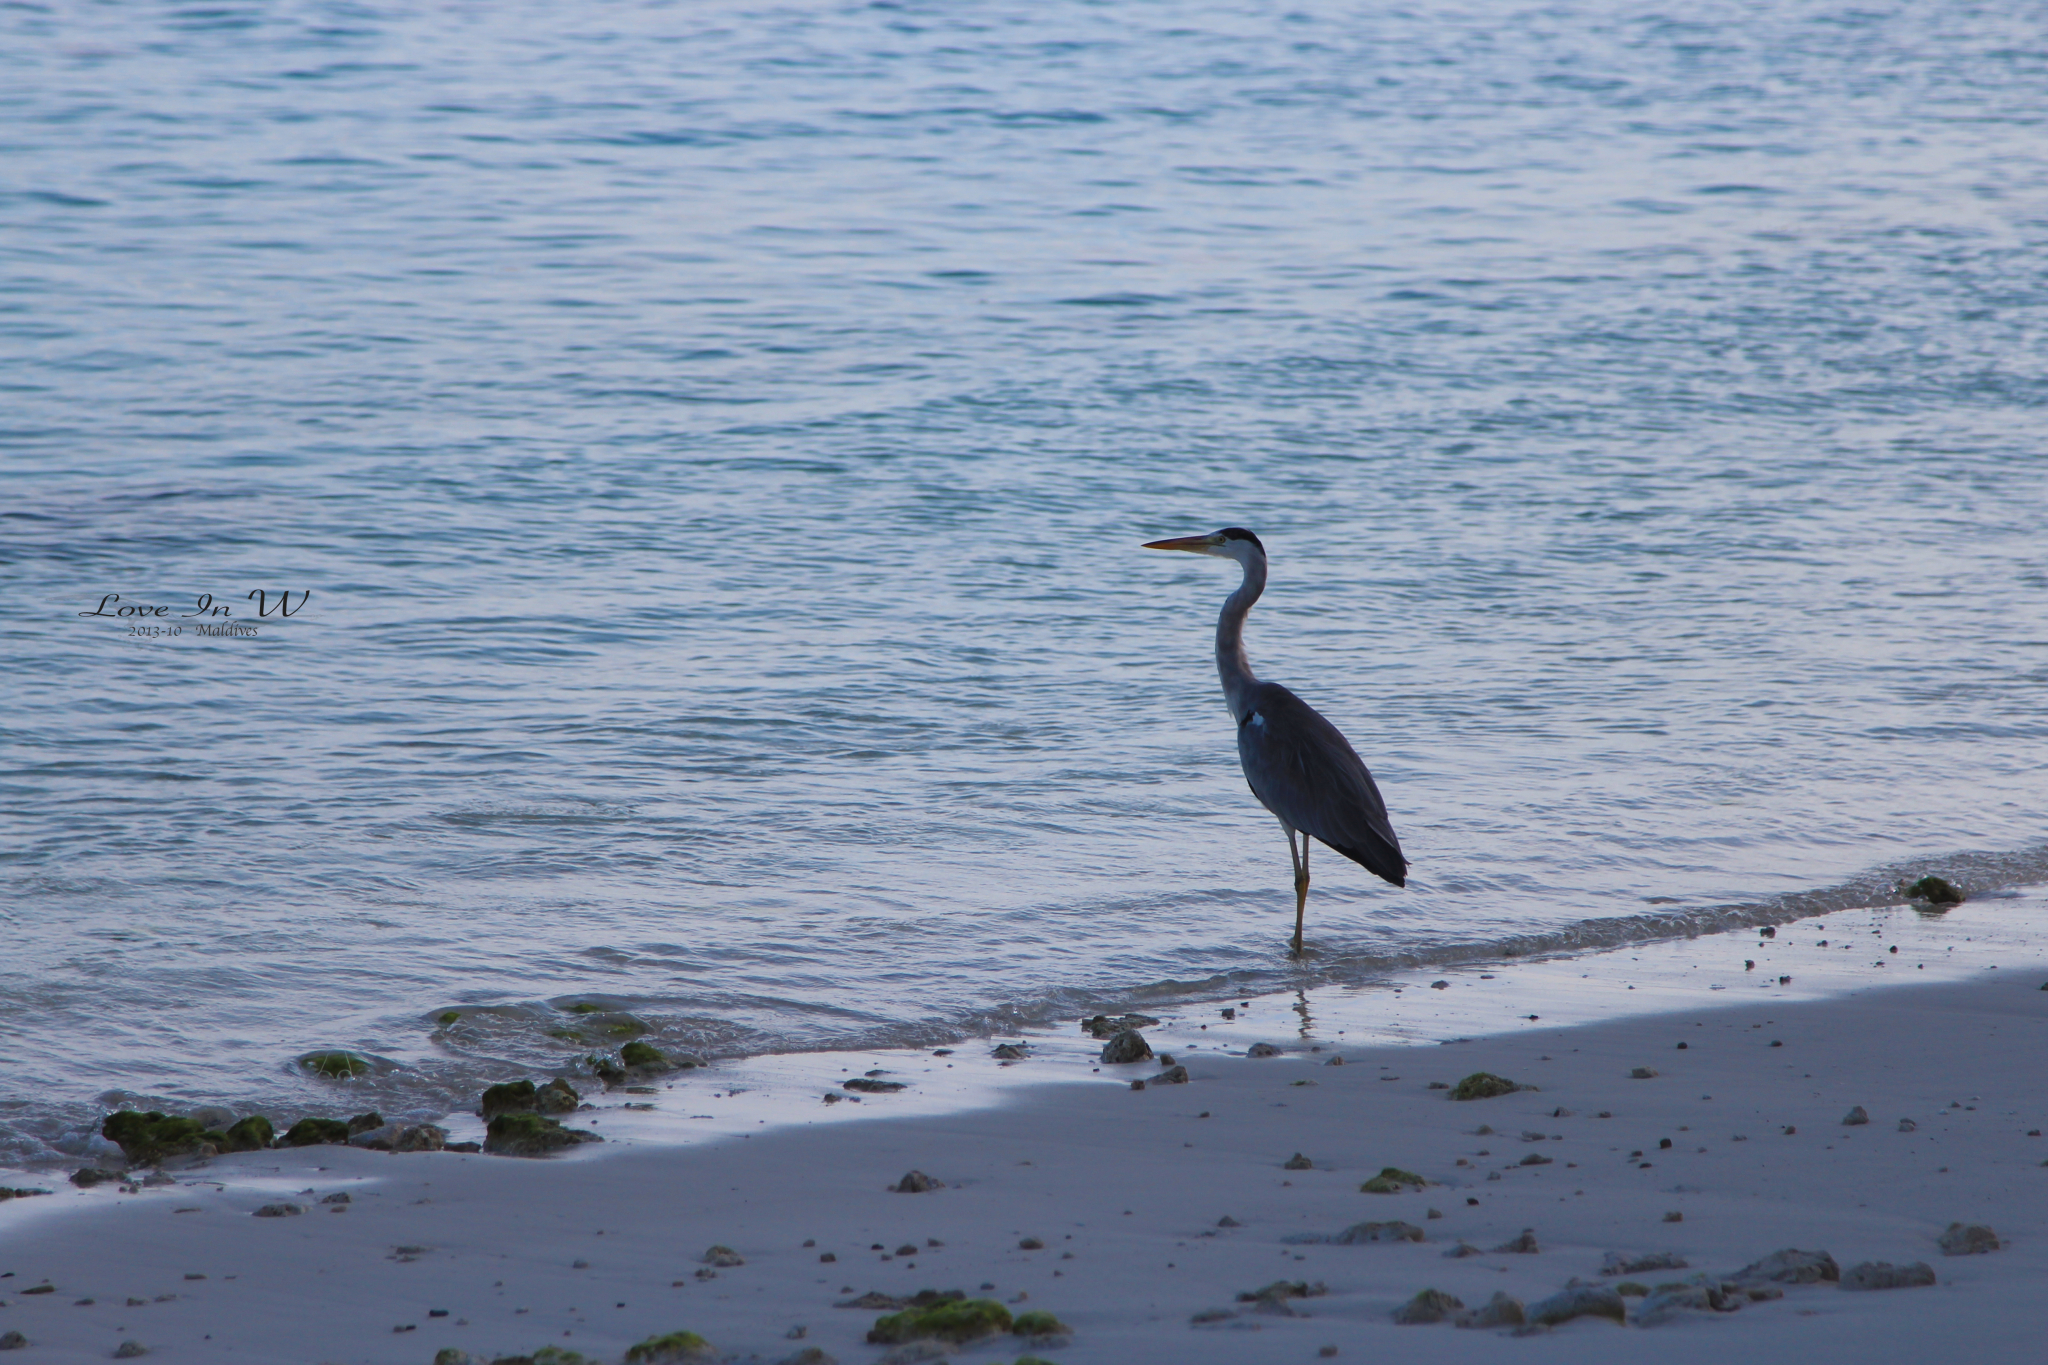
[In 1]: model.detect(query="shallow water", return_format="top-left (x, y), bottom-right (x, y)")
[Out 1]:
top-left (3, 0), bottom-right (2046, 1161)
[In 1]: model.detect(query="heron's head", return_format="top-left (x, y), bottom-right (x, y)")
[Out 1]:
top-left (1143, 527), bottom-right (1265, 564)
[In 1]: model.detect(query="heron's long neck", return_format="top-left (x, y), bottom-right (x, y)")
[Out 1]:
top-left (1215, 552), bottom-right (1265, 718)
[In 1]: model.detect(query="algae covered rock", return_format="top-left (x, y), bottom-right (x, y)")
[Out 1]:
top-left (1393, 1288), bottom-right (1464, 1324)
top-left (1011, 1309), bottom-right (1072, 1339)
top-left (868, 1297), bottom-right (1013, 1344)
top-left (1359, 1166), bottom-right (1428, 1194)
top-left (281, 1117), bottom-right (351, 1147)
top-left (1842, 1261), bottom-right (1936, 1291)
top-left (845, 1077), bottom-right (907, 1093)
top-left (620, 1041), bottom-right (670, 1071)
top-left (702, 1245), bottom-right (745, 1268)
top-left (484, 1112), bottom-right (601, 1157)
top-left (71, 1167), bottom-right (123, 1188)
top-left (480, 1080), bottom-right (541, 1118)
top-left (1449, 1073), bottom-right (1521, 1101)
top-left (101, 1111), bottom-right (209, 1164)
top-left (1526, 1284), bottom-right (1625, 1326)
top-left (347, 1111), bottom-right (384, 1135)
top-left (624, 1331), bottom-right (716, 1363)
top-left (1904, 875), bottom-right (1964, 905)
top-left (1099, 1030), bottom-right (1152, 1065)
top-left (894, 1170), bottom-right (944, 1193)
top-left (297, 1051), bottom-right (373, 1080)
top-left (218, 1115), bottom-right (275, 1152)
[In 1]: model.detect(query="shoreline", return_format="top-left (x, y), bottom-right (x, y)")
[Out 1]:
top-left (5, 897), bottom-right (2048, 1362)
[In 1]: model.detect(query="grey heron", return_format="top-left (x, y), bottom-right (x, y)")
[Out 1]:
top-left (1145, 527), bottom-right (1407, 955)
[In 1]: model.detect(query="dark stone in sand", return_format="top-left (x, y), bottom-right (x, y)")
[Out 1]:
top-left (1393, 1288), bottom-right (1464, 1324)
top-left (1148, 1064), bottom-right (1189, 1085)
top-left (1842, 1261), bottom-right (1936, 1291)
top-left (253, 1203), bottom-right (304, 1217)
top-left (483, 1112), bottom-right (602, 1157)
top-left (347, 1111), bottom-right (384, 1135)
top-left (867, 1297), bottom-right (1012, 1344)
top-left (1842, 1106), bottom-right (1870, 1126)
top-left (71, 1167), bottom-right (124, 1188)
top-left (1938, 1223), bottom-right (2001, 1255)
top-left (1734, 1248), bottom-right (1839, 1285)
top-left (703, 1245), bottom-right (745, 1267)
top-left (1339, 1221), bottom-right (1426, 1246)
top-left (1238, 1280), bottom-right (1326, 1306)
top-left (0, 1331), bottom-right (26, 1350)
top-left (1099, 1030), bottom-right (1153, 1065)
top-left (992, 1044), bottom-right (1028, 1060)
top-left (350, 1123), bottom-right (446, 1153)
top-left (1634, 1283), bottom-right (1740, 1325)
top-left (1080, 1013), bottom-right (1159, 1039)
top-left (1449, 1073), bottom-right (1521, 1101)
top-left (845, 1078), bottom-right (907, 1093)
top-left (1905, 876), bottom-right (1964, 905)
top-left (1493, 1228), bottom-right (1539, 1254)
top-left (1527, 1284), bottom-right (1625, 1326)
top-left (1454, 1292), bottom-right (1525, 1329)
top-left (1601, 1251), bottom-right (1687, 1275)
top-left (282, 1118), bottom-right (352, 1147)
top-left (0, 1187), bottom-right (50, 1201)
top-left (1246, 1042), bottom-right (1282, 1058)
top-left (1283, 1153), bottom-right (1314, 1170)
top-left (893, 1170), bottom-right (944, 1193)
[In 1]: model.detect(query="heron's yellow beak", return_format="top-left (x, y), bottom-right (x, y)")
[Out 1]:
top-left (1142, 534), bottom-right (1220, 553)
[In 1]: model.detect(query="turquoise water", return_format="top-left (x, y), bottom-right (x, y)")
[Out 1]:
top-left (3, 0), bottom-right (2046, 1162)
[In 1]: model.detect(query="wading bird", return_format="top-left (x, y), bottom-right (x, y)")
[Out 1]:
top-left (1144, 528), bottom-right (1406, 955)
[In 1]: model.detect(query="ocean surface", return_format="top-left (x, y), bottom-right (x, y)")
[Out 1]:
top-left (3, 0), bottom-right (2046, 1164)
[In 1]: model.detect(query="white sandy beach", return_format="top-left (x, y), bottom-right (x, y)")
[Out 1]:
top-left (5, 906), bottom-right (2047, 1365)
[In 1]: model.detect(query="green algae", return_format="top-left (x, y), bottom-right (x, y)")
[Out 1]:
top-left (218, 1116), bottom-right (274, 1153)
top-left (480, 1080), bottom-right (539, 1116)
top-left (1906, 875), bottom-right (1964, 906)
top-left (101, 1111), bottom-right (208, 1163)
top-left (564, 1002), bottom-right (605, 1014)
top-left (437, 1011), bottom-right (462, 1026)
top-left (282, 1117), bottom-right (351, 1147)
top-left (1359, 1166), bottom-right (1429, 1193)
top-left (298, 1051), bottom-right (372, 1080)
top-left (1449, 1072), bottom-right (1522, 1100)
top-left (1011, 1310), bottom-right (1072, 1337)
top-left (620, 1041), bottom-right (666, 1068)
top-left (869, 1297), bottom-right (1014, 1344)
top-left (623, 1331), bottom-right (713, 1363)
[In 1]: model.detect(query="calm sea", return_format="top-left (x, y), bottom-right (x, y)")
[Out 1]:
top-left (3, 0), bottom-right (2045, 1164)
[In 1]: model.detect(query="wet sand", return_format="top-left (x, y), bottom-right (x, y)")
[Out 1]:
top-left (4, 913), bottom-right (2046, 1364)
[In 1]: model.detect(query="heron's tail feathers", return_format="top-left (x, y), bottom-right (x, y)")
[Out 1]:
top-left (1330, 832), bottom-right (1408, 888)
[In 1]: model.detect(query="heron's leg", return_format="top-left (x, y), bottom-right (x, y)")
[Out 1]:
top-left (1282, 822), bottom-right (1309, 957)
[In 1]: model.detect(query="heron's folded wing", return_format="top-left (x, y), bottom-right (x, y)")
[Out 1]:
top-left (1236, 684), bottom-right (1407, 886)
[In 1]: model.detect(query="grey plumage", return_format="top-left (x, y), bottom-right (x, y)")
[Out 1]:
top-left (1145, 526), bottom-right (1407, 953)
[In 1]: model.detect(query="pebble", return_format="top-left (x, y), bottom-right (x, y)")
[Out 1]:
top-left (1842, 1106), bottom-right (1870, 1126)
top-left (1630, 1068), bottom-right (1659, 1080)
top-left (113, 1344), bottom-right (148, 1359)
top-left (1493, 1228), bottom-right (1539, 1254)
top-left (1937, 1223), bottom-right (2001, 1256)
top-left (1601, 1250), bottom-right (1687, 1275)
top-left (1526, 1284), bottom-right (1625, 1326)
top-left (1246, 1043), bottom-right (1282, 1058)
top-left (892, 1171), bottom-right (943, 1194)
top-left (1283, 1153), bottom-right (1314, 1170)
top-left (252, 1204), bottom-right (304, 1218)
top-left (0, 1331), bottom-right (25, 1351)
top-left (1842, 1261), bottom-right (1937, 1291)
top-left (1392, 1288), bottom-right (1464, 1324)
top-left (1735, 1247), bottom-right (1839, 1285)
top-left (1453, 1292), bottom-right (1525, 1329)
top-left (703, 1245), bottom-right (746, 1267)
